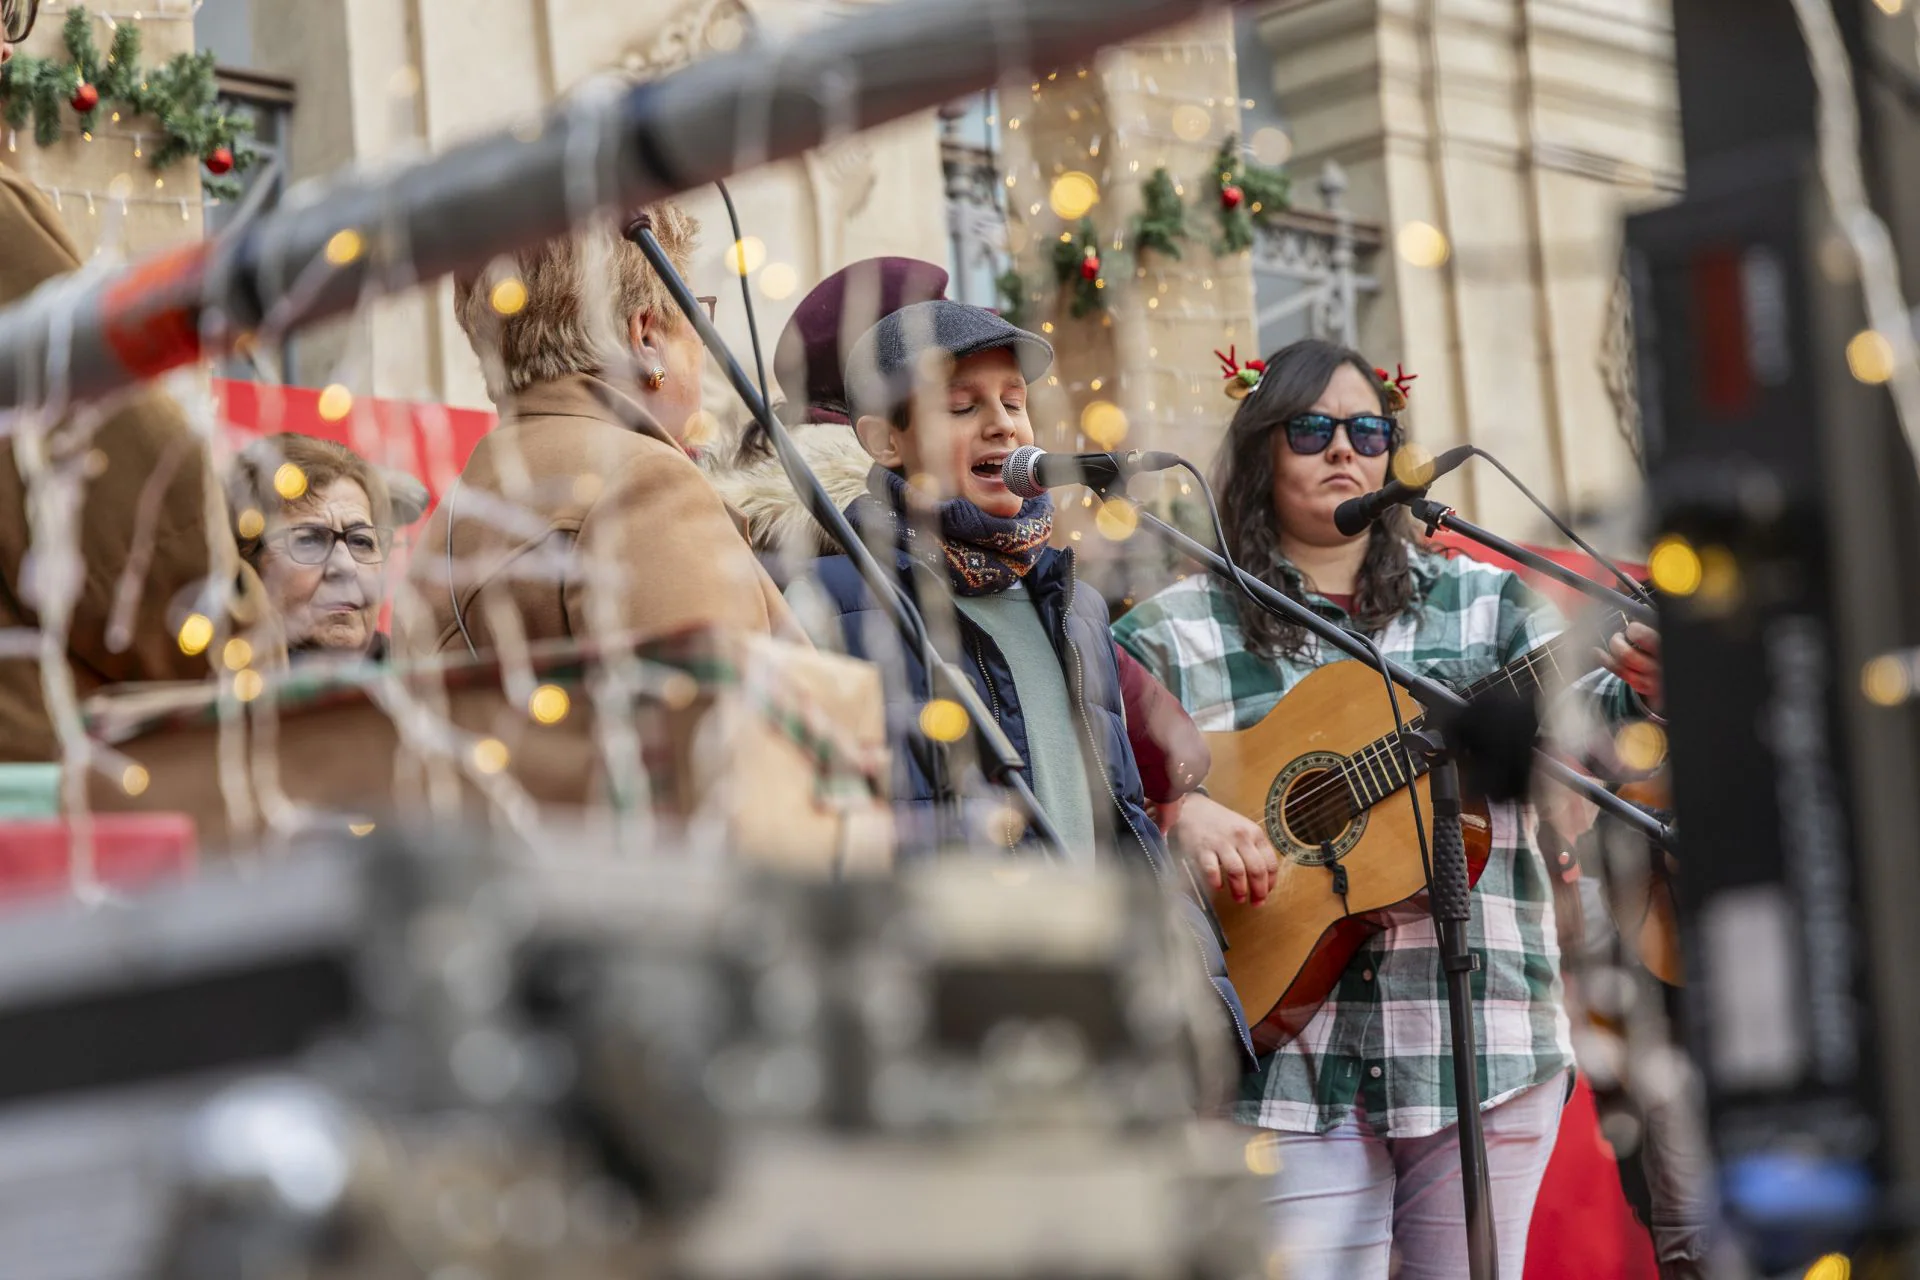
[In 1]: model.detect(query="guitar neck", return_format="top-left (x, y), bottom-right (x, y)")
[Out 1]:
top-left (1339, 610), bottom-right (1625, 813)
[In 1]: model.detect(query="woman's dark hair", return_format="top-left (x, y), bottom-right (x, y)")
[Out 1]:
top-left (1211, 337), bottom-right (1417, 659)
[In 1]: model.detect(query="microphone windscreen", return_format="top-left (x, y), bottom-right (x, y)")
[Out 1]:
top-left (1002, 446), bottom-right (1047, 499)
top-left (1333, 494), bottom-right (1378, 538)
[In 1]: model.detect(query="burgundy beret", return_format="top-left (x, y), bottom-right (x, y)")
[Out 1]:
top-left (773, 257), bottom-right (949, 426)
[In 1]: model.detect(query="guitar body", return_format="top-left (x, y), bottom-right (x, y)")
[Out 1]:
top-left (1203, 660), bottom-right (1492, 1052)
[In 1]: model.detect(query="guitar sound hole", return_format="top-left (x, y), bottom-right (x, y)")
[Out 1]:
top-left (1282, 770), bottom-right (1351, 847)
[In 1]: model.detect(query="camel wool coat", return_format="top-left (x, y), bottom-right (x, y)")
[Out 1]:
top-left (399, 372), bottom-right (793, 657)
top-left (0, 164), bottom-right (277, 763)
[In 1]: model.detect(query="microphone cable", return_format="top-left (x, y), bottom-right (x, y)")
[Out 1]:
top-left (1166, 461), bottom-right (1437, 908)
top-left (714, 179), bottom-right (771, 410)
top-left (1459, 446), bottom-right (1653, 606)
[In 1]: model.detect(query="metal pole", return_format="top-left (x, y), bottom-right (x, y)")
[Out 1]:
top-left (1423, 747), bottom-right (1498, 1278)
top-left (0, 0), bottom-right (1231, 412)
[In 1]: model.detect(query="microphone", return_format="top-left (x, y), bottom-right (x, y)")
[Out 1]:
top-left (1001, 446), bottom-right (1183, 498)
top-left (1332, 444), bottom-right (1475, 537)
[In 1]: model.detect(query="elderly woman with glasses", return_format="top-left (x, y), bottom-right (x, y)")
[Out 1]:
top-left (228, 434), bottom-right (422, 662)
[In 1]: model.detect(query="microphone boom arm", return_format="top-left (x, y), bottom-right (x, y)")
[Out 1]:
top-left (1407, 499), bottom-right (1658, 629)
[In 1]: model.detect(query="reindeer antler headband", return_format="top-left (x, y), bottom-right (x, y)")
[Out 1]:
top-left (1214, 347), bottom-right (1418, 413)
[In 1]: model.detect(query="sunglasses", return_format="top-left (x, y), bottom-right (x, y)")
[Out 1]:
top-left (695, 294), bottom-right (718, 323)
top-left (1284, 413), bottom-right (1399, 458)
top-left (2, 0), bottom-right (37, 41)
top-left (266, 523), bottom-right (393, 567)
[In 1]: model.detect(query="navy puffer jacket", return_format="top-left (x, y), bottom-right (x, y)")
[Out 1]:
top-left (804, 536), bottom-right (1257, 1069)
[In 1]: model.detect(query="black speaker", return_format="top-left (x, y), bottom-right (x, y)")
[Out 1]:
top-left (1629, 1), bottom-right (1920, 1268)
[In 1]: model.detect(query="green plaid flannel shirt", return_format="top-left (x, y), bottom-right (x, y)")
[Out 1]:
top-left (1113, 549), bottom-right (1642, 1138)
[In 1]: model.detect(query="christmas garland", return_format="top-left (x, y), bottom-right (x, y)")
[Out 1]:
top-left (995, 266), bottom-right (1030, 328)
top-left (0, 7), bottom-right (258, 200)
top-left (1209, 133), bottom-right (1291, 256)
top-left (1130, 166), bottom-right (1188, 261)
top-left (1004, 145), bottom-right (1291, 325)
top-left (1050, 216), bottom-right (1106, 318)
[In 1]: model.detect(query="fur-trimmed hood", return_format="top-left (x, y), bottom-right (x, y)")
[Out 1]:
top-left (703, 422), bottom-right (873, 558)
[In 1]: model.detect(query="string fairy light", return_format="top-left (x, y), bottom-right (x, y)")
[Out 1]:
top-left (30, 182), bottom-right (213, 212)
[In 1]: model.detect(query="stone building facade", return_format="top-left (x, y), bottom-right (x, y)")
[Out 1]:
top-left (175, 0), bottom-right (1682, 551)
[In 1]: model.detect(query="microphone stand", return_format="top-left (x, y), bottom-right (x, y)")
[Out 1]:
top-left (626, 224), bottom-right (1069, 860)
top-left (1097, 477), bottom-right (1678, 1280)
top-left (1407, 499), bottom-right (1658, 629)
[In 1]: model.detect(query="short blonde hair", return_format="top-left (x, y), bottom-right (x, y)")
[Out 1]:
top-left (454, 201), bottom-right (700, 405)
top-left (227, 433), bottom-right (394, 565)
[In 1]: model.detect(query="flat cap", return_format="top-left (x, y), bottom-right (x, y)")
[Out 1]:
top-left (845, 300), bottom-right (1053, 421)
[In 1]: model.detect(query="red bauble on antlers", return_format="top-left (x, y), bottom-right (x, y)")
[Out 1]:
top-left (1215, 345), bottom-right (1266, 400)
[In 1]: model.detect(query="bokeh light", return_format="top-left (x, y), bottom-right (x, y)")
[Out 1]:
top-left (1081, 400), bottom-right (1128, 448)
top-left (918, 699), bottom-right (970, 743)
top-left (489, 277), bottom-right (528, 315)
top-left (727, 236), bottom-right (767, 277)
top-left (1396, 221), bottom-right (1451, 269)
top-left (1049, 171), bottom-right (1100, 220)
top-left (472, 737), bottom-right (511, 774)
top-left (177, 613), bottom-right (214, 656)
top-left (1647, 536), bottom-right (1703, 597)
top-left (1846, 329), bottom-right (1895, 385)
top-left (316, 384), bottom-right (354, 423)
top-left (529, 684), bottom-right (571, 725)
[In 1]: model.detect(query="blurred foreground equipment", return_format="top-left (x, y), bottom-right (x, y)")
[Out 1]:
top-left (0, 830), bottom-right (1263, 1280)
top-left (1628, 0), bottom-right (1920, 1270)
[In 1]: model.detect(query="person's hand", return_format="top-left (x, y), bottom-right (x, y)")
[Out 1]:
top-left (1149, 795), bottom-right (1184, 835)
top-left (1170, 792), bottom-right (1279, 906)
top-left (1597, 621), bottom-right (1662, 712)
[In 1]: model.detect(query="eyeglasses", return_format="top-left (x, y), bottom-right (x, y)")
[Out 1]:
top-left (695, 295), bottom-right (718, 323)
top-left (266, 523), bottom-right (393, 566)
top-left (1284, 413), bottom-right (1399, 459)
top-left (3, 0), bottom-right (39, 41)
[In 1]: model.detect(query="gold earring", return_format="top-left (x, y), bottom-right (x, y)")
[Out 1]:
top-left (645, 367), bottom-right (668, 390)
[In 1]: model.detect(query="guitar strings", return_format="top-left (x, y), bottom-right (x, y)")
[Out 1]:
top-left (1271, 636), bottom-right (1583, 839)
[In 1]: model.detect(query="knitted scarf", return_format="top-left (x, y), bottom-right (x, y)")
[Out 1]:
top-left (858, 465), bottom-right (1055, 596)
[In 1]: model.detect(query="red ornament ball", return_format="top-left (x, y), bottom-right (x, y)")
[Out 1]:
top-left (205, 146), bottom-right (235, 176)
top-left (69, 83), bottom-right (99, 114)
top-left (1079, 254), bottom-right (1100, 282)
top-left (1221, 184), bottom-right (1245, 210)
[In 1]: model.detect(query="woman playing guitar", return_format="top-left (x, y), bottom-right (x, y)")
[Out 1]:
top-left (1112, 338), bottom-right (1662, 1279)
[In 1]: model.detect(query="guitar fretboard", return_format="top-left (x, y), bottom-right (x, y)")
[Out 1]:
top-left (1326, 611), bottom-right (1624, 815)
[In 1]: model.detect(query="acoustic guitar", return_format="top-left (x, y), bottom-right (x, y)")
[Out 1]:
top-left (1201, 621), bottom-right (1618, 1053)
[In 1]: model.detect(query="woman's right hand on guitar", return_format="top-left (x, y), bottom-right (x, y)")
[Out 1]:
top-left (1169, 793), bottom-right (1280, 906)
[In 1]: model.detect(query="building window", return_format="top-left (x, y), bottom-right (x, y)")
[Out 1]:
top-left (940, 92), bottom-right (1010, 310)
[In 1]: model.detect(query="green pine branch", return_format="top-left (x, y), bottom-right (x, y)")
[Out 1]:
top-left (1131, 167), bottom-right (1188, 261)
top-left (1050, 216), bottom-right (1108, 319)
top-left (995, 268), bottom-right (1029, 328)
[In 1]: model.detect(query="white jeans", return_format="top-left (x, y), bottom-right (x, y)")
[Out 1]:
top-left (1259, 1072), bottom-right (1569, 1280)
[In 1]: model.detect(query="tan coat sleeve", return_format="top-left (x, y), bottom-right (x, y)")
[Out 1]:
top-left (567, 440), bottom-right (797, 645)
top-left (0, 165), bottom-right (279, 692)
